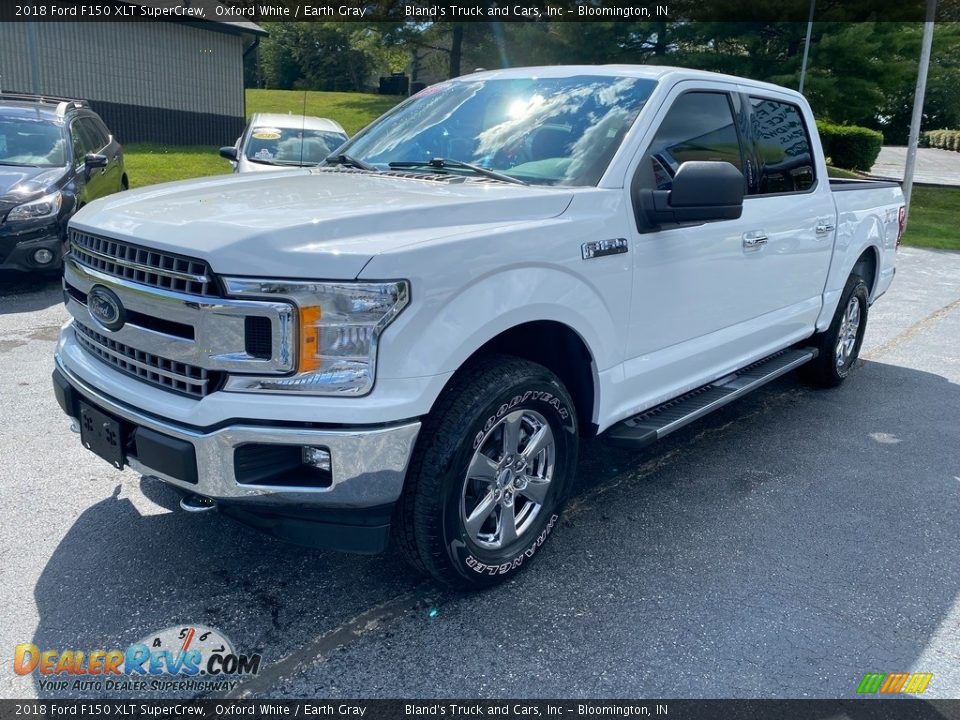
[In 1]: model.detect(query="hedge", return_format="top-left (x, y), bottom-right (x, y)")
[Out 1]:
top-left (925, 129), bottom-right (960, 151)
top-left (816, 121), bottom-right (884, 171)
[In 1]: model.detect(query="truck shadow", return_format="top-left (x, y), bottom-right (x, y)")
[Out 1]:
top-left (25, 359), bottom-right (960, 699)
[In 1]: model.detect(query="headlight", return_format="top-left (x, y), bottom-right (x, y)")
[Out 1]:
top-left (5, 191), bottom-right (62, 222)
top-left (223, 279), bottom-right (409, 396)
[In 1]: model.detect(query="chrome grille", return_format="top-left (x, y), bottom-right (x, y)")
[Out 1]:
top-left (74, 322), bottom-right (220, 399)
top-left (70, 230), bottom-right (218, 297)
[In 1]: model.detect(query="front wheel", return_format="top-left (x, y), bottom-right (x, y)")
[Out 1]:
top-left (393, 356), bottom-right (579, 589)
top-left (802, 275), bottom-right (869, 387)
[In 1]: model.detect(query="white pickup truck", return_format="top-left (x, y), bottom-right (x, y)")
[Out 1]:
top-left (53, 66), bottom-right (904, 588)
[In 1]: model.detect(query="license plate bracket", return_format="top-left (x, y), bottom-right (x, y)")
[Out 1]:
top-left (79, 402), bottom-right (125, 469)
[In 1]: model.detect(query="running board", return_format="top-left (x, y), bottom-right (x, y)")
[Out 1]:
top-left (606, 348), bottom-right (817, 447)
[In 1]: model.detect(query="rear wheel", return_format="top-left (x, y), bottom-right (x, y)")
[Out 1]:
top-left (393, 356), bottom-right (578, 589)
top-left (802, 275), bottom-right (869, 387)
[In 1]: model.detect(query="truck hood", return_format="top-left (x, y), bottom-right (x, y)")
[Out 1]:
top-left (70, 169), bottom-right (573, 279)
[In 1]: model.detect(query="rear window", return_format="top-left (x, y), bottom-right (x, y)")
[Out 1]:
top-left (749, 97), bottom-right (816, 194)
top-left (0, 117), bottom-right (67, 167)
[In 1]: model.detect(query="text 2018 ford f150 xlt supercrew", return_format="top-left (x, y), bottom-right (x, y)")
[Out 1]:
top-left (52, 66), bottom-right (904, 588)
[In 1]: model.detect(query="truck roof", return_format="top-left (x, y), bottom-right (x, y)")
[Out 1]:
top-left (460, 65), bottom-right (804, 101)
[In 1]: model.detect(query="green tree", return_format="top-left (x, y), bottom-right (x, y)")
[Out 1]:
top-left (878, 23), bottom-right (960, 143)
top-left (259, 23), bottom-right (301, 90)
top-left (259, 23), bottom-right (390, 92)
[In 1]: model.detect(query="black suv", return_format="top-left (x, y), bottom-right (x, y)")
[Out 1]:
top-left (0, 93), bottom-right (127, 273)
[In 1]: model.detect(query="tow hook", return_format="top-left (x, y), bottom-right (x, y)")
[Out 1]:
top-left (180, 494), bottom-right (217, 513)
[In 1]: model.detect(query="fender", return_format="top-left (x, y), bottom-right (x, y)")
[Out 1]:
top-left (373, 263), bottom-right (619, 383)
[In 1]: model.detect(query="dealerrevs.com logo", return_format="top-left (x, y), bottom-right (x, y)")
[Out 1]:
top-left (14, 625), bottom-right (261, 693)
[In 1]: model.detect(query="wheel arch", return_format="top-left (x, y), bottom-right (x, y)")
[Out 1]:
top-left (436, 320), bottom-right (598, 437)
top-left (816, 235), bottom-right (884, 332)
top-left (852, 245), bottom-right (879, 298)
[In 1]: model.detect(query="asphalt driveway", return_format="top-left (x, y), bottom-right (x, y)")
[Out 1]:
top-left (0, 247), bottom-right (958, 700)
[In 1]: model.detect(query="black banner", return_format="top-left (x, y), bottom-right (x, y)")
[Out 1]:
top-left (0, 0), bottom-right (958, 23)
top-left (1, 700), bottom-right (960, 720)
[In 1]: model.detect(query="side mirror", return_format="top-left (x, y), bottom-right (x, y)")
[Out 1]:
top-left (219, 146), bottom-right (238, 162)
top-left (84, 153), bottom-right (108, 169)
top-left (638, 160), bottom-right (744, 228)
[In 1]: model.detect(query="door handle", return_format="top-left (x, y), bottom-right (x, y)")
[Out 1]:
top-left (816, 222), bottom-right (836, 236)
top-left (742, 231), bottom-right (768, 249)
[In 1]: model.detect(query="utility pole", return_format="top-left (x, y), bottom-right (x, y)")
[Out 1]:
top-left (799, 0), bottom-right (815, 94)
top-left (903, 0), bottom-right (937, 222)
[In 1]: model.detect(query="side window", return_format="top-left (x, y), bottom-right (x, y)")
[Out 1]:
top-left (79, 117), bottom-right (107, 151)
top-left (749, 97), bottom-right (815, 194)
top-left (636, 92), bottom-right (744, 191)
top-left (91, 117), bottom-right (112, 146)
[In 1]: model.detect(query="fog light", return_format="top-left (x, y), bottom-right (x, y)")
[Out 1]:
top-left (33, 248), bottom-right (54, 265)
top-left (302, 446), bottom-right (332, 472)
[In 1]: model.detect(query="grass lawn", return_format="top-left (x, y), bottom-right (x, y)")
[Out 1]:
top-left (826, 166), bottom-right (863, 179)
top-left (124, 89), bottom-right (402, 188)
top-left (901, 185), bottom-right (960, 251)
top-left (124, 144), bottom-right (230, 189)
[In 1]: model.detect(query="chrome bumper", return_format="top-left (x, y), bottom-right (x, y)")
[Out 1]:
top-left (54, 354), bottom-right (421, 510)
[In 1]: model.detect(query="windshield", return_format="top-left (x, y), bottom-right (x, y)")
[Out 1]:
top-left (244, 127), bottom-right (348, 166)
top-left (0, 117), bottom-right (67, 167)
top-left (338, 75), bottom-right (657, 186)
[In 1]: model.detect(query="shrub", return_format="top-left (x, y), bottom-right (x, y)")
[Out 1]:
top-left (924, 129), bottom-right (960, 151)
top-left (816, 121), bottom-right (884, 171)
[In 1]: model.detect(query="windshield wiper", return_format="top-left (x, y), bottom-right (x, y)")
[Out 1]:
top-left (389, 158), bottom-right (527, 186)
top-left (325, 153), bottom-right (379, 172)
top-left (0, 160), bottom-right (39, 167)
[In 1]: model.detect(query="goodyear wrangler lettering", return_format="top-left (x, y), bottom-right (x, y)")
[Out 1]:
top-left (465, 514), bottom-right (557, 574)
top-left (475, 391), bottom-right (570, 449)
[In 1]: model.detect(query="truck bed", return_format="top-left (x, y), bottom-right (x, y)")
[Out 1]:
top-left (830, 177), bottom-right (902, 191)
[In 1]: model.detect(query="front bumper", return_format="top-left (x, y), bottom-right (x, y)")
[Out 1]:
top-left (53, 356), bottom-right (421, 553)
top-left (0, 221), bottom-right (64, 272)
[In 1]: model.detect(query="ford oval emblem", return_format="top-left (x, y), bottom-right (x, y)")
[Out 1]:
top-left (88, 285), bottom-right (126, 332)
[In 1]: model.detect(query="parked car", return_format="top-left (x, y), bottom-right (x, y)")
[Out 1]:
top-left (0, 93), bottom-right (126, 273)
top-left (53, 66), bottom-right (904, 589)
top-left (220, 113), bottom-right (348, 172)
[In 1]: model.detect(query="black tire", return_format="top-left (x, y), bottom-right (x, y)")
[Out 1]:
top-left (393, 355), bottom-right (579, 589)
top-left (802, 274), bottom-right (869, 388)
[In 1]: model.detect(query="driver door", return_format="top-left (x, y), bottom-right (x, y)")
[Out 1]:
top-left (621, 85), bottom-right (787, 408)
